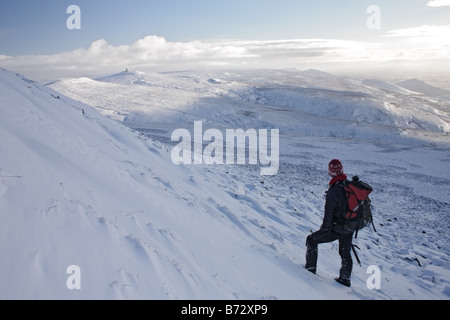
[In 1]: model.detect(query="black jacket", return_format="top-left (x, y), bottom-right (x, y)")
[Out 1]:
top-left (321, 180), bottom-right (349, 233)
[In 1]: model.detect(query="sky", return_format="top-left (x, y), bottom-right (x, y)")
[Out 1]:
top-left (1, 0), bottom-right (449, 81)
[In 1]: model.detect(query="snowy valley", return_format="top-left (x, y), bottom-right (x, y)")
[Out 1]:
top-left (1, 67), bottom-right (449, 300)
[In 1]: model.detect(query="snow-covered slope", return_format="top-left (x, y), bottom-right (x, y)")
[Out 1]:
top-left (1, 68), bottom-right (449, 300)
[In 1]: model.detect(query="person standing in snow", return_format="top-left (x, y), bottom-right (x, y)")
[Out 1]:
top-left (305, 159), bottom-right (353, 287)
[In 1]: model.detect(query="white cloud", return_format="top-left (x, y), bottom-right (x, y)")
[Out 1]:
top-left (427, 0), bottom-right (450, 7)
top-left (383, 25), bottom-right (450, 60)
top-left (1, 34), bottom-right (448, 81)
top-left (0, 36), bottom-right (375, 78)
top-left (385, 24), bottom-right (450, 39)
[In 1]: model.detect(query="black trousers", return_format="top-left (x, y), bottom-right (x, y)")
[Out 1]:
top-left (305, 228), bottom-right (353, 280)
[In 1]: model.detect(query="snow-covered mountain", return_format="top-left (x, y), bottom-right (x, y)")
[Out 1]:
top-left (50, 69), bottom-right (450, 148)
top-left (1, 68), bottom-right (449, 300)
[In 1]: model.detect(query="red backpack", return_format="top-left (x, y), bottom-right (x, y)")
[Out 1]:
top-left (341, 176), bottom-right (375, 235)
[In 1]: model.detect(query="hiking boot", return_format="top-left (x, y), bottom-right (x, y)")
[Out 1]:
top-left (305, 266), bottom-right (316, 274)
top-left (335, 277), bottom-right (351, 287)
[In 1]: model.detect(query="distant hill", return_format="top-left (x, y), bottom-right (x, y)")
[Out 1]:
top-left (397, 79), bottom-right (450, 96)
top-left (96, 69), bottom-right (148, 85)
top-left (362, 79), bottom-right (417, 95)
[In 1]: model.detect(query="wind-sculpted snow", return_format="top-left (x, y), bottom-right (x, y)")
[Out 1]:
top-left (1, 68), bottom-right (449, 299)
